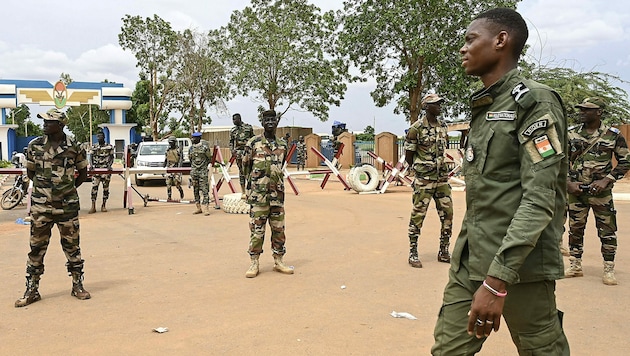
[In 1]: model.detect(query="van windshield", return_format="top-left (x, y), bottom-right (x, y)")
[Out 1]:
top-left (139, 145), bottom-right (168, 155)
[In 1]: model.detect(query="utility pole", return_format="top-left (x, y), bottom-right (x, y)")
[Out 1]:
top-left (89, 105), bottom-right (93, 144)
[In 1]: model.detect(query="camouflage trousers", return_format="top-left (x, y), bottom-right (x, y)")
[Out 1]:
top-left (408, 180), bottom-right (453, 246)
top-left (25, 211), bottom-right (85, 276)
top-left (191, 172), bottom-right (210, 205)
top-left (568, 189), bottom-right (617, 261)
top-left (91, 174), bottom-right (111, 202)
top-left (248, 204), bottom-right (286, 257)
top-left (236, 157), bottom-right (246, 189)
top-left (166, 173), bottom-right (182, 195)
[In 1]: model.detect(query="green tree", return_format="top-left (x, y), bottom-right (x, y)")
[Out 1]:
top-left (173, 29), bottom-right (229, 134)
top-left (8, 104), bottom-right (40, 137)
top-left (119, 14), bottom-right (179, 140)
top-left (214, 0), bottom-right (351, 121)
top-left (65, 105), bottom-right (110, 143)
top-left (520, 61), bottom-right (630, 126)
top-left (356, 125), bottom-right (375, 141)
top-left (337, 0), bottom-right (520, 124)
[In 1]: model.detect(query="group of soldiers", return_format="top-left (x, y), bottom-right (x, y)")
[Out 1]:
top-left (405, 93), bottom-right (630, 287)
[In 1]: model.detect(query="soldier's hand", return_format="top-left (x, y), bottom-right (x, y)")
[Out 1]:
top-left (567, 181), bottom-right (583, 196)
top-left (590, 178), bottom-right (612, 195)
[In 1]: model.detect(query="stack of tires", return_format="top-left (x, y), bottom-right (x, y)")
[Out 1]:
top-left (221, 193), bottom-right (250, 214)
top-left (346, 163), bottom-right (380, 193)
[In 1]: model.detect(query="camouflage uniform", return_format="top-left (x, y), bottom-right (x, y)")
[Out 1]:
top-left (90, 142), bottom-right (114, 203)
top-left (404, 115), bottom-right (454, 264)
top-left (567, 123), bottom-right (630, 261)
top-left (24, 134), bottom-right (89, 296)
top-left (296, 140), bottom-right (307, 169)
top-left (230, 122), bottom-right (255, 191)
top-left (242, 135), bottom-right (288, 257)
top-left (189, 139), bottom-right (213, 205)
top-left (165, 145), bottom-right (183, 199)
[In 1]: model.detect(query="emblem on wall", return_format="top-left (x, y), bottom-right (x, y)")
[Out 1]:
top-left (53, 80), bottom-right (67, 108)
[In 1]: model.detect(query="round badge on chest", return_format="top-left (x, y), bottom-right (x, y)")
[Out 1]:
top-left (465, 146), bottom-right (474, 162)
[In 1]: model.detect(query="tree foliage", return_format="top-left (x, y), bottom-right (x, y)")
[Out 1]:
top-left (8, 104), bottom-right (40, 137)
top-left (173, 29), bottom-right (230, 134)
top-left (119, 14), bottom-right (179, 140)
top-left (337, 0), bottom-right (520, 124)
top-left (214, 0), bottom-right (351, 122)
top-left (355, 125), bottom-right (375, 141)
top-left (520, 61), bottom-right (630, 126)
top-left (65, 105), bottom-right (110, 143)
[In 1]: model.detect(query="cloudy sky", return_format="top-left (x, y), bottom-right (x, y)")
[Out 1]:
top-left (1, 0), bottom-right (629, 135)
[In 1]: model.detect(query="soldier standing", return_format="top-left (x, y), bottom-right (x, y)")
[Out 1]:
top-left (296, 135), bottom-right (307, 171)
top-left (565, 97), bottom-right (630, 285)
top-left (15, 108), bottom-right (91, 307)
top-left (165, 136), bottom-right (184, 200)
top-left (404, 93), bottom-right (453, 268)
top-left (88, 131), bottom-right (114, 213)
top-left (189, 132), bottom-right (213, 215)
top-left (230, 113), bottom-right (255, 194)
top-left (242, 110), bottom-right (294, 278)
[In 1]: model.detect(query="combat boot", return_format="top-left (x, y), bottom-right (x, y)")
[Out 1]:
top-left (204, 204), bottom-right (211, 216)
top-left (603, 261), bottom-right (618, 285)
top-left (15, 275), bottom-right (41, 308)
top-left (193, 203), bottom-right (203, 214)
top-left (71, 273), bottom-right (91, 300)
top-left (408, 245), bottom-right (422, 268)
top-left (273, 254), bottom-right (294, 274)
top-left (167, 193), bottom-right (172, 201)
top-left (564, 256), bottom-right (583, 278)
top-left (101, 200), bottom-right (107, 212)
top-left (178, 187), bottom-right (184, 199)
top-left (88, 201), bottom-right (96, 214)
top-left (437, 243), bottom-right (451, 263)
top-left (245, 255), bottom-right (260, 278)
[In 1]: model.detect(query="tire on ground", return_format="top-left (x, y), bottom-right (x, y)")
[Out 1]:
top-left (221, 193), bottom-right (249, 214)
top-left (347, 164), bottom-right (380, 193)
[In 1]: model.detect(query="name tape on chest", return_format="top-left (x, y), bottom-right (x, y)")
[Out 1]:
top-left (486, 111), bottom-right (516, 121)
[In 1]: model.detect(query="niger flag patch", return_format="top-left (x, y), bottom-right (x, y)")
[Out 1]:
top-left (534, 135), bottom-right (555, 158)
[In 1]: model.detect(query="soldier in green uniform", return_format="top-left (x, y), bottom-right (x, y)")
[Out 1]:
top-left (230, 113), bottom-right (255, 194)
top-left (189, 132), bottom-right (213, 215)
top-left (242, 110), bottom-right (294, 278)
top-left (296, 135), bottom-right (307, 171)
top-left (15, 108), bottom-right (91, 307)
top-left (88, 131), bottom-right (114, 213)
top-left (404, 93), bottom-right (453, 268)
top-left (165, 136), bottom-right (184, 200)
top-left (431, 8), bottom-right (570, 355)
top-left (565, 97), bottom-right (630, 285)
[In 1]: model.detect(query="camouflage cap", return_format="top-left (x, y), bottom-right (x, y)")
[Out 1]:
top-left (168, 136), bottom-right (177, 142)
top-left (421, 93), bottom-right (445, 106)
top-left (575, 97), bottom-right (606, 109)
top-left (37, 108), bottom-right (67, 124)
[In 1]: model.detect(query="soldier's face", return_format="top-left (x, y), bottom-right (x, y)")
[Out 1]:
top-left (192, 136), bottom-right (201, 144)
top-left (233, 115), bottom-right (242, 126)
top-left (43, 120), bottom-right (62, 135)
top-left (460, 19), bottom-right (501, 77)
top-left (97, 134), bottom-right (105, 144)
top-left (425, 102), bottom-right (442, 115)
top-left (578, 108), bottom-right (601, 124)
top-left (262, 116), bottom-right (278, 131)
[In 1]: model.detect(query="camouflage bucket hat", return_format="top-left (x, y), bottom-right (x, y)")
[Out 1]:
top-left (37, 108), bottom-right (68, 124)
top-left (422, 93), bottom-right (445, 106)
top-left (575, 97), bottom-right (606, 109)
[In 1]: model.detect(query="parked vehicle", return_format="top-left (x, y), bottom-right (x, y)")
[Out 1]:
top-left (133, 141), bottom-right (170, 186)
top-left (1, 173), bottom-right (28, 210)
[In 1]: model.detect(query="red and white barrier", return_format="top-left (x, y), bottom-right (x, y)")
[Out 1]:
top-left (309, 145), bottom-right (351, 190)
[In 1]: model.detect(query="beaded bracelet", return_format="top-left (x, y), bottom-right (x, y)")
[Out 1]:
top-left (483, 280), bottom-right (508, 298)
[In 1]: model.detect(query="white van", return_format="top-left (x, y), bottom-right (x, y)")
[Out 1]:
top-left (133, 141), bottom-right (170, 186)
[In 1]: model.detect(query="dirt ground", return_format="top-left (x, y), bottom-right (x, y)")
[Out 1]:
top-left (1, 170), bottom-right (629, 355)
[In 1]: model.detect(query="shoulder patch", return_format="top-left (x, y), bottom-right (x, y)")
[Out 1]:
top-left (522, 119), bottom-right (548, 137)
top-left (511, 82), bottom-right (530, 102)
top-left (609, 127), bottom-right (620, 134)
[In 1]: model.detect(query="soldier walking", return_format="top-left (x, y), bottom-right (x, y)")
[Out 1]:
top-left (189, 132), bottom-right (213, 215)
top-left (565, 97), bottom-right (630, 285)
top-left (230, 113), bottom-right (255, 195)
top-left (165, 136), bottom-right (184, 200)
top-left (88, 131), bottom-right (114, 213)
top-left (404, 93), bottom-right (454, 268)
top-left (242, 110), bottom-right (294, 278)
top-left (15, 108), bottom-right (91, 307)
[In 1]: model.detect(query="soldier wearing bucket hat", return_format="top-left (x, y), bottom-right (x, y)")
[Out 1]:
top-left (565, 96), bottom-right (630, 285)
top-left (16, 107), bottom-right (91, 307)
top-left (404, 93), bottom-right (453, 268)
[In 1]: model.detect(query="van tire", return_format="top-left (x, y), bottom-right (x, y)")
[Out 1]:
top-left (221, 193), bottom-right (250, 214)
top-left (347, 164), bottom-right (380, 192)
top-left (135, 174), bottom-right (145, 186)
